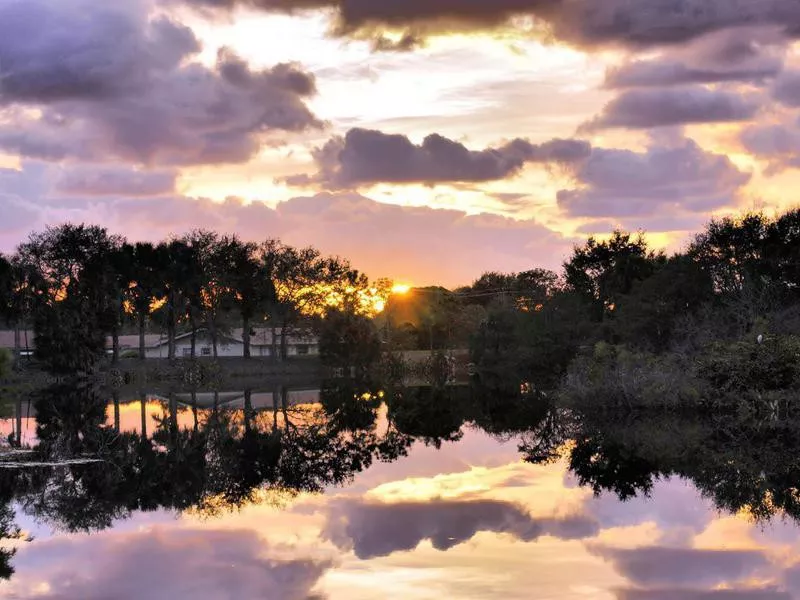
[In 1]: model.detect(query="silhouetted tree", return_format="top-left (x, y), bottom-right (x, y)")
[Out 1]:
top-left (564, 230), bottom-right (663, 322)
top-left (16, 225), bottom-right (122, 372)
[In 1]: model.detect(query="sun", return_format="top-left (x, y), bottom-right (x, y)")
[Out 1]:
top-left (391, 283), bottom-right (411, 295)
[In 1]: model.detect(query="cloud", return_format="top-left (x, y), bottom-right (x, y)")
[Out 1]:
top-left (740, 123), bottom-right (800, 174)
top-left (0, 163), bottom-right (574, 285)
top-left (606, 61), bottom-right (779, 88)
top-left (179, 0), bottom-right (800, 51)
top-left (0, 195), bottom-right (40, 235)
top-left (586, 478), bottom-right (715, 541)
top-left (324, 497), bottom-right (599, 559)
top-left (4, 526), bottom-right (330, 600)
top-left (581, 87), bottom-right (760, 131)
top-left (594, 546), bottom-right (770, 588)
top-left (182, 0), bottom-right (561, 42)
top-left (55, 166), bottom-right (178, 197)
top-left (615, 588), bottom-right (791, 600)
top-left (0, 0), bottom-right (322, 166)
top-left (772, 70), bottom-right (800, 107)
top-left (285, 128), bottom-right (591, 187)
top-left (605, 26), bottom-right (786, 88)
top-left (0, 0), bottom-right (199, 104)
top-left (557, 138), bottom-right (750, 218)
top-left (548, 1), bottom-right (800, 49)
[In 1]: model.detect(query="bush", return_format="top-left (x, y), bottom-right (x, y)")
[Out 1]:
top-left (319, 310), bottom-right (381, 371)
top-left (697, 336), bottom-right (800, 394)
top-left (560, 343), bottom-right (702, 409)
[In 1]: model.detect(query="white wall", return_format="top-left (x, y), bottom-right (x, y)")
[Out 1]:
top-left (143, 332), bottom-right (273, 358)
top-left (285, 344), bottom-right (319, 357)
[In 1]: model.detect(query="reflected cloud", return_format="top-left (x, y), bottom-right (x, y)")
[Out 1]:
top-left (4, 527), bottom-right (330, 600)
top-left (594, 545), bottom-right (771, 588)
top-left (324, 497), bottom-right (599, 559)
top-left (616, 588), bottom-right (791, 600)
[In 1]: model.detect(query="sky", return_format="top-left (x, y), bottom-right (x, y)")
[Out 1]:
top-left (4, 404), bottom-right (800, 599)
top-left (2, 0), bottom-right (800, 286)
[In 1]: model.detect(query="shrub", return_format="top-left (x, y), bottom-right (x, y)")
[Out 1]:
top-left (697, 335), bottom-right (800, 394)
top-left (560, 343), bottom-right (702, 409)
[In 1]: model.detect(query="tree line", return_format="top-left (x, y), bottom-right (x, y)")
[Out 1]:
top-left (0, 224), bottom-right (387, 373)
top-left (5, 208), bottom-right (800, 397)
top-left (464, 208), bottom-right (800, 406)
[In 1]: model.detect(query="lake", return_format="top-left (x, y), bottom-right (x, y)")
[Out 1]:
top-left (0, 381), bottom-right (798, 599)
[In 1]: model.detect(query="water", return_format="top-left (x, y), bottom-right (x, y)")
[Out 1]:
top-left (0, 382), bottom-right (799, 599)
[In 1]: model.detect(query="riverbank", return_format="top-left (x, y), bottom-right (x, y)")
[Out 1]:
top-left (0, 356), bottom-right (324, 398)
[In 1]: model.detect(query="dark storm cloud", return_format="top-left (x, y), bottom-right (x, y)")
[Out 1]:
top-left (616, 588), bottom-right (791, 600)
top-left (180, 0), bottom-right (800, 50)
top-left (581, 87), bottom-right (760, 131)
top-left (557, 138), bottom-right (750, 217)
top-left (285, 128), bottom-right (592, 187)
top-left (595, 545), bottom-right (770, 588)
top-left (0, 0), bottom-right (322, 166)
top-left (324, 498), bottom-right (599, 559)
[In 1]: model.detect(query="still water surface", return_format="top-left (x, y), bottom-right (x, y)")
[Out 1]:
top-left (0, 383), bottom-right (798, 599)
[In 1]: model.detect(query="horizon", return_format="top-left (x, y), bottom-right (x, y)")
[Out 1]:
top-left (0, 207), bottom-right (772, 289)
top-left (3, 1), bottom-right (800, 288)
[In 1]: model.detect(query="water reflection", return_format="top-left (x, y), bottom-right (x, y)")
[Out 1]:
top-left (0, 379), bottom-right (800, 598)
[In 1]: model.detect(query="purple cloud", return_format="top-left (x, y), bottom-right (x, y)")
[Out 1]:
top-left (55, 166), bottom-right (178, 197)
top-left (0, 162), bottom-right (574, 285)
top-left (557, 138), bottom-right (750, 218)
top-left (180, 0), bottom-right (800, 50)
top-left (5, 525), bottom-right (330, 600)
top-left (772, 70), bottom-right (800, 107)
top-left (740, 123), bottom-right (800, 173)
top-left (324, 497), bottom-right (599, 559)
top-left (605, 26), bottom-right (786, 88)
top-left (616, 589), bottom-right (790, 600)
top-left (550, 1), bottom-right (800, 49)
top-left (582, 87), bottom-right (760, 131)
top-left (594, 545), bottom-right (771, 588)
top-left (285, 128), bottom-right (592, 187)
top-left (606, 61), bottom-right (779, 88)
top-left (0, 0), bottom-right (322, 166)
top-left (0, 0), bottom-right (199, 104)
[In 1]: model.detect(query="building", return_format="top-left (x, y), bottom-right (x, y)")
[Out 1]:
top-left (141, 327), bottom-right (319, 359)
top-left (0, 327), bottom-right (319, 359)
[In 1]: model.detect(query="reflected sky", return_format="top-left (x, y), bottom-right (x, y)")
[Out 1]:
top-left (2, 423), bottom-right (800, 600)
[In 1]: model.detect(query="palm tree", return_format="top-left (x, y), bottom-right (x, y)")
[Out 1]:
top-left (123, 242), bottom-right (166, 360)
top-left (158, 240), bottom-right (200, 360)
top-left (228, 239), bottom-right (275, 358)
